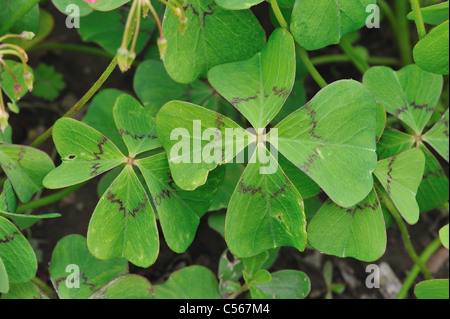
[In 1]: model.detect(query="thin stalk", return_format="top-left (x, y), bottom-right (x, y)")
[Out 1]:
top-left (310, 54), bottom-right (399, 66)
top-left (377, 186), bottom-right (433, 280)
top-left (296, 44), bottom-right (327, 89)
top-left (158, 0), bottom-right (178, 12)
top-left (32, 277), bottom-right (57, 299)
top-left (409, 0), bottom-right (427, 39)
top-left (270, 0), bottom-right (288, 30)
top-left (17, 183), bottom-right (85, 214)
top-left (29, 55), bottom-right (118, 148)
top-left (270, 0), bottom-right (327, 88)
top-left (226, 283), bottom-right (250, 299)
top-left (0, 0), bottom-right (40, 36)
top-left (396, 237), bottom-right (442, 299)
top-left (339, 36), bottom-right (370, 73)
top-left (395, 0), bottom-right (414, 65)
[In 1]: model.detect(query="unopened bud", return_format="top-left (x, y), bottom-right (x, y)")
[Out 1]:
top-left (142, 0), bottom-right (150, 17)
top-left (20, 31), bottom-right (35, 40)
top-left (23, 70), bottom-right (34, 91)
top-left (157, 37), bottom-right (168, 60)
top-left (173, 8), bottom-right (182, 18)
top-left (14, 84), bottom-right (23, 100)
top-left (0, 109), bottom-right (9, 133)
top-left (177, 17), bottom-right (188, 36)
top-left (117, 47), bottom-right (132, 73)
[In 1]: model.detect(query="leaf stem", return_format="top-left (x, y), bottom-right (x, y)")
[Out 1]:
top-left (310, 54), bottom-right (399, 66)
top-left (29, 55), bottom-right (118, 148)
top-left (377, 186), bottom-right (433, 280)
top-left (226, 283), bottom-right (250, 299)
top-left (338, 36), bottom-right (370, 73)
top-left (16, 183), bottom-right (85, 214)
top-left (409, 0), bottom-right (427, 39)
top-left (396, 237), bottom-right (442, 299)
top-left (270, 0), bottom-right (288, 30)
top-left (395, 0), bottom-right (414, 65)
top-left (32, 276), bottom-right (57, 299)
top-left (0, 0), bottom-right (40, 36)
top-left (296, 44), bottom-right (327, 89)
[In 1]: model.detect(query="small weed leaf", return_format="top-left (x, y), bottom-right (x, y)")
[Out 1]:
top-left (215, 0), bottom-right (264, 10)
top-left (374, 148), bottom-right (426, 224)
top-left (308, 189), bottom-right (386, 262)
top-left (0, 144), bottom-right (55, 203)
top-left (440, 224), bottom-right (449, 249)
top-left (423, 108), bottom-right (449, 162)
top-left (0, 216), bottom-right (37, 287)
top-left (272, 80), bottom-right (377, 208)
top-left (407, 2), bottom-right (449, 26)
top-left (416, 144), bottom-right (449, 213)
top-left (31, 63), bottom-right (66, 101)
top-left (376, 129), bottom-right (415, 160)
top-left (0, 180), bottom-right (17, 214)
top-left (156, 101), bottom-right (255, 191)
top-left (363, 64), bottom-right (444, 134)
top-left (208, 28), bottom-right (296, 129)
top-left (87, 165), bottom-right (159, 268)
top-left (113, 94), bottom-right (161, 156)
top-left (43, 118), bottom-right (126, 189)
top-left (249, 270), bottom-right (310, 299)
top-left (225, 144), bottom-right (307, 258)
top-left (415, 279), bottom-right (450, 299)
top-left (153, 265), bottom-right (221, 299)
top-left (290, 0), bottom-right (376, 50)
top-left (85, 0), bottom-right (130, 12)
top-left (49, 234), bottom-right (128, 299)
top-left (414, 20), bottom-right (449, 75)
top-left (136, 152), bottom-right (225, 253)
top-left (162, 0), bottom-right (266, 84)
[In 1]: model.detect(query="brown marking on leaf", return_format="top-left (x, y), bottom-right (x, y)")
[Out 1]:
top-left (215, 114), bottom-right (225, 130)
top-left (297, 146), bottom-right (324, 174)
top-left (346, 199), bottom-right (380, 216)
top-left (304, 103), bottom-right (322, 140)
top-left (152, 189), bottom-right (172, 207)
top-left (386, 155), bottom-right (397, 195)
top-left (271, 182), bottom-right (289, 199)
top-left (423, 168), bottom-right (445, 180)
top-left (81, 272), bottom-right (98, 292)
top-left (0, 230), bottom-right (19, 244)
top-left (238, 181), bottom-right (264, 198)
top-left (119, 129), bottom-right (157, 141)
top-left (231, 94), bottom-right (259, 107)
top-left (183, 1), bottom-right (216, 26)
top-left (16, 147), bottom-right (26, 165)
top-left (411, 102), bottom-right (434, 113)
top-left (130, 198), bottom-right (147, 217)
top-left (440, 116), bottom-right (449, 137)
top-left (90, 163), bottom-right (102, 177)
top-left (272, 86), bottom-right (290, 98)
top-left (94, 136), bottom-right (108, 160)
top-left (394, 105), bottom-right (408, 117)
top-left (106, 191), bottom-right (126, 216)
top-left (105, 191), bottom-right (147, 217)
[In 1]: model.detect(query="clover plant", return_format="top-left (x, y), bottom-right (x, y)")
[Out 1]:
top-left (0, 0), bottom-right (448, 300)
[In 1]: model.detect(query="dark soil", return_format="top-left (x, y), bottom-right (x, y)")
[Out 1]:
top-left (4, 1), bottom-right (449, 299)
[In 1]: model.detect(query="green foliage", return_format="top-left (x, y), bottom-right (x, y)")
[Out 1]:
top-left (31, 63), bottom-right (66, 101)
top-left (0, 0), bottom-right (448, 301)
top-left (290, 0), bottom-right (376, 50)
top-left (162, 0), bottom-right (266, 83)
